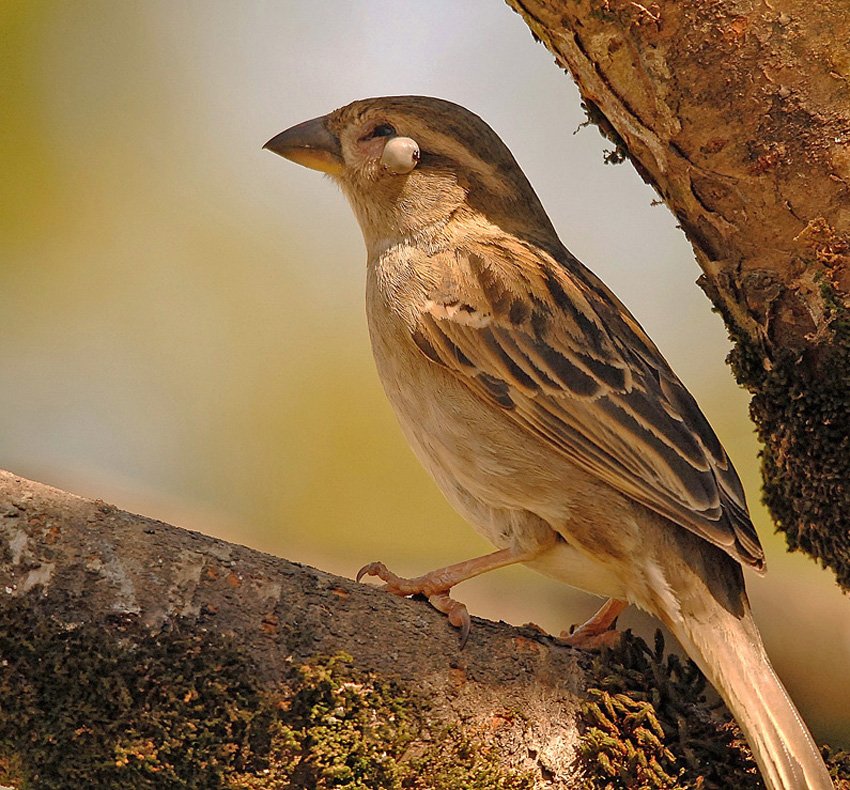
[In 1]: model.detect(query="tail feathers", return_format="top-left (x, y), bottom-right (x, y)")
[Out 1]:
top-left (668, 601), bottom-right (833, 790)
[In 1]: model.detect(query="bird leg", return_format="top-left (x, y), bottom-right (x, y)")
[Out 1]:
top-left (558, 597), bottom-right (628, 649)
top-left (356, 547), bottom-right (536, 647)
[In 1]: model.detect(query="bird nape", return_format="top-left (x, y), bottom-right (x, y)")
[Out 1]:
top-left (265, 95), bottom-right (834, 790)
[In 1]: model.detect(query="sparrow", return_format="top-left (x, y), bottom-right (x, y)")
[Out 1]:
top-left (265, 96), bottom-right (833, 790)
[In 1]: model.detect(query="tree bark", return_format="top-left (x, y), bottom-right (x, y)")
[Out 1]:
top-left (0, 470), bottom-right (584, 788)
top-left (5, 469), bottom-right (815, 789)
top-left (505, 0), bottom-right (850, 589)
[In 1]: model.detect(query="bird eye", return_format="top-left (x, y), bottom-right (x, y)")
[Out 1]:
top-left (366, 123), bottom-right (396, 139)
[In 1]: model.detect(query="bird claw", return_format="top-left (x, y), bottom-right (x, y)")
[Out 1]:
top-left (356, 561), bottom-right (391, 585)
top-left (557, 625), bottom-right (623, 650)
top-left (355, 561), bottom-right (414, 594)
top-left (355, 561), bottom-right (472, 648)
top-left (555, 598), bottom-right (627, 650)
top-left (427, 590), bottom-right (472, 649)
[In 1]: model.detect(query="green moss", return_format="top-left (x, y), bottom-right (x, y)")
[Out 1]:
top-left (577, 631), bottom-right (761, 790)
top-left (1, 599), bottom-right (847, 790)
top-left (724, 278), bottom-right (850, 591)
top-left (578, 631), bottom-right (850, 790)
top-left (0, 599), bottom-right (272, 789)
top-left (577, 632), bottom-right (850, 790)
top-left (231, 653), bottom-right (534, 790)
top-left (0, 599), bottom-right (535, 790)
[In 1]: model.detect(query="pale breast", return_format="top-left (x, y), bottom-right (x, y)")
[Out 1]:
top-left (365, 263), bottom-right (640, 560)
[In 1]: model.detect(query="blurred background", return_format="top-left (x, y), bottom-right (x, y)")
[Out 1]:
top-left (2, 0), bottom-right (847, 744)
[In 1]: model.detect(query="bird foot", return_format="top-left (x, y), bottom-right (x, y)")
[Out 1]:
top-left (356, 561), bottom-right (472, 647)
top-left (555, 598), bottom-right (628, 651)
top-left (557, 625), bottom-right (623, 650)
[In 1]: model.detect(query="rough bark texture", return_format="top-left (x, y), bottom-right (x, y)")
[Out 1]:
top-left (505, 0), bottom-right (850, 589)
top-left (0, 470), bottom-right (584, 788)
top-left (7, 469), bottom-right (829, 790)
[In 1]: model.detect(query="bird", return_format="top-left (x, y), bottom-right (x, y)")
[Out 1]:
top-left (264, 96), bottom-right (834, 790)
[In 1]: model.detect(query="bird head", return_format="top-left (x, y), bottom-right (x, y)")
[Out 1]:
top-left (265, 96), bottom-right (557, 250)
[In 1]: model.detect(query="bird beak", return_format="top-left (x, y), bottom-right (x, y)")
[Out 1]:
top-left (263, 115), bottom-right (344, 176)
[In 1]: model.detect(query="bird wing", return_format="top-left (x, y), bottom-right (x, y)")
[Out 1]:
top-left (409, 245), bottom-right (764, 570)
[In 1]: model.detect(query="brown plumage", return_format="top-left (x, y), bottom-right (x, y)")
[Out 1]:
top-left (265, 96), bottom-right (833, 790)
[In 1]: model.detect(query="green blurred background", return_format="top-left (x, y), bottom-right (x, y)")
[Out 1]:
top-left (2, 0), bottom-right (847, 744)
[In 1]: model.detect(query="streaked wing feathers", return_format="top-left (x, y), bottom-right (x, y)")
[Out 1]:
top-left (413, 247), bottom-right (764, 570)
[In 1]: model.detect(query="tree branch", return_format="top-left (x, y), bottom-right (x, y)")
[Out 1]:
top-left (505, 0), bottom-right (850, 588)
top-left (8, 469), bottom-right (830, 789)
top-left (0, 469), bottom-right (588, 787)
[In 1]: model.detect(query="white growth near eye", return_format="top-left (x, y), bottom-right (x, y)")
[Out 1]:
top-left (381, 136), bottom-right (420, 174)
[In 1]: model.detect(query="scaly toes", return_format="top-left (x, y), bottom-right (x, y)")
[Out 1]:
top-left (427, 591), bottom-right (472, 648)
top-left (355, 561), bottom-right (416, 595)
top-left (557, 626), bottom-right (623, 650)
top-left (355, 563), bottom-right (473, 647)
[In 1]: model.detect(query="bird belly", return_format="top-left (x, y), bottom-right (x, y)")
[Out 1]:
top-left (400, 408), bottom-right (632, 601)
top-left (526, 539), bottom-right (630, 600)
top-left (367, 293), bottom-right (642, 602)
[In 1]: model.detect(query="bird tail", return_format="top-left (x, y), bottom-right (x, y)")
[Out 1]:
top-left (665, 590), bottom-right (833, 790)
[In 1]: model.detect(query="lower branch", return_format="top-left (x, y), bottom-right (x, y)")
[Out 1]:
top-left (1, 470), bottom-right (845, 789)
